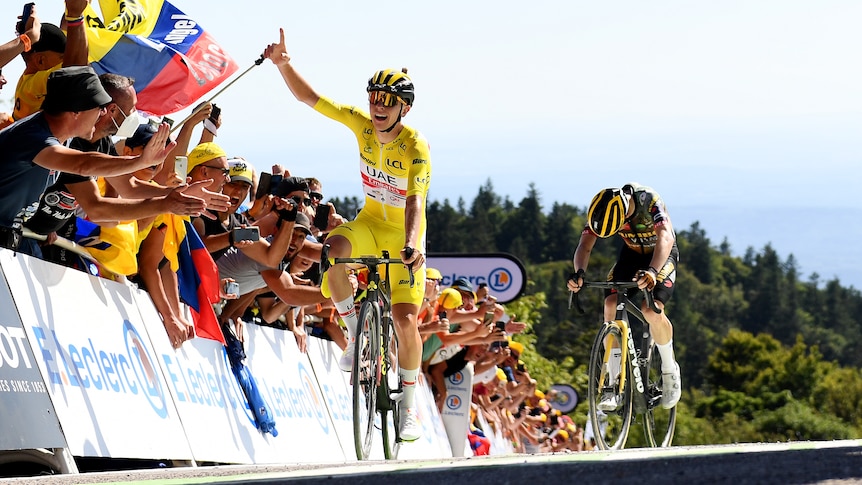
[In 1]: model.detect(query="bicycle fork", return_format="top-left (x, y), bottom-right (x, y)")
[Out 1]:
top-left (601, 319), bottom-right (648, 412)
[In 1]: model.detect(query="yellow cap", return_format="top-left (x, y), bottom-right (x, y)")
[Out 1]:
top-left (437, 288), bottom-right (463, 310)
top-left (426, 267), bottom-right (442, 280)
top-left (509, 340), bottom-right (525, 355)
top-left (187, 142), bottom-right (227, 172)
top-left (495, 367), bottom-right (507, 382)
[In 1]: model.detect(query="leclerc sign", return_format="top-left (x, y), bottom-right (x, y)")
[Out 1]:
top-left (426, 253), bottom-right (526, 304)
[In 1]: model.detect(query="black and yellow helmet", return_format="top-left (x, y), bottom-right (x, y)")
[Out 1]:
top-left (587, 188), bottom-right (630, 238)
top-left (367, 68), bottom-right (415, 106)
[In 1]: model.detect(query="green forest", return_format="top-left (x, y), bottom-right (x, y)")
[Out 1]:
top-left (334, 181), bottom-right (862, 446)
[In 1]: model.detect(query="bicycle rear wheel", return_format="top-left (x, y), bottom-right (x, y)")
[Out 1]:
top-left (587, 322), bottom-right (633, 450)
top-left (643, 342), bottom-right (677, 447)
top-left (380, 312), bottom-right (401, 460)
top-left (353, 301), bottom-right (381, 460)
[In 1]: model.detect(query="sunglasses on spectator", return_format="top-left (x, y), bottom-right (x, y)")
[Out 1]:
top-left (368, 91), bottom-right (403, 107)
top-left (291, 196), bottom-right (313, 207)
top-left (202, 164), bottom-right (231, 176)
top-left (310, 191), bottom-right (323, 201)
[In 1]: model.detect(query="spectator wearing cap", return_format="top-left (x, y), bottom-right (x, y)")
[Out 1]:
top-left (273, 176), bottom-right (317, 221)
top-left (216, 212), bottom-right (329, 350)
top-left (36, 73), bottom-right (211, 275)
top-left (418, 267), bottom-right (443, 324)
top-left (193, 159), bottom-right (310, 284)
top-left (121, 123), bottom-right (183, 187)
top-left (12, 0), bottom-right (92, 122)
top-left (0, 65), bottom-right (174, 255)
top-left (136, 142), bottom-right (232, 347)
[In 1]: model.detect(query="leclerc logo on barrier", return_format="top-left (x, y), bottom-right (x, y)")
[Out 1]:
top-left (30, 320), bottom-right (169, 418)
top-left (427, 253), bottom-right (527, 304)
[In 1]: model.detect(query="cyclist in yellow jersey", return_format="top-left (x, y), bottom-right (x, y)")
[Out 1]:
top-left (264, 28), bottom-right (429, 441)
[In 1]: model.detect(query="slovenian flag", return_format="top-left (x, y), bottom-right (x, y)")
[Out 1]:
top-left (175, 219), bottom-right (225, 345)
top-left (82, 0), bottom-right (239, 115)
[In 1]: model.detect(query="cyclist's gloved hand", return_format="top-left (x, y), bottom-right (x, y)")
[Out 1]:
top-left (635, 266), bottom-right (658, 290)
top-left (567, 269), bottom-right (585, 293)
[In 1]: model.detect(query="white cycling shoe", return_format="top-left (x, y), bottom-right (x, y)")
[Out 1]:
top-left (661, 362), bottom-right (682, 409)
top-left (399, 407), bottom-right (421, 442)
top-left (338, 344), bottom-right (355, 373)
top-left (597, 391), bottom-right (621, 412)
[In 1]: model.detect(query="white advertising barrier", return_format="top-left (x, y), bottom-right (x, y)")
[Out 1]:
top-left (2, 251), bottom-right (193, 460)
top-left (0, 252), bottom-right (67, 452)
top-left (0, 250), bottom-right (454, 469)
top-left (305, 338), bottom-right (453, 461)
top-left (239, 323), bottom-right (347, 464)
top-left (134, 295), bottom-right (280, 465)
top-left (475, 410), bottom-right (514, 455)
top-left (440, 364), bottom-right (474, 457)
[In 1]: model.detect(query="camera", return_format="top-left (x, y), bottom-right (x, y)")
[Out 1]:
top-left (224, 280), bottom-right (239, 296)
top-left (232, 226), bottom-right (259, 242)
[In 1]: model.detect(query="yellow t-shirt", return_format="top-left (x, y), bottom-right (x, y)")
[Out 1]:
top-left (13, 64), bottom-right (61, 121)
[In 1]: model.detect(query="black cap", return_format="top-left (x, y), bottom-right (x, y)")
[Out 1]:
top-left (273, 176), bottom-right (309, 198)
top-left (452, 277), bottom-right (474, 293)
top-left (293, 212), bottom-right (313, 236)
top-left (41, 66), bottom-right (113, 113)
top-left (125, 123), bottom-right (158, 148)
top-left (30, 23), bottom-right (66, 54)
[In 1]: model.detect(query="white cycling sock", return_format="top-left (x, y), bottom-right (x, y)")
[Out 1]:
top-left (608, 348), bottom-right (622, 384)
top-left (400, 367), bottom-right (420, 409)
top-left (657, 340), bottom-right (677, 373)
top-left (335, 296), bottom-right (357, 342)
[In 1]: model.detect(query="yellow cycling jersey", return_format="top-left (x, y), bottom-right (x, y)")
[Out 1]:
top-left (313, 96), bottom-right (431, 227)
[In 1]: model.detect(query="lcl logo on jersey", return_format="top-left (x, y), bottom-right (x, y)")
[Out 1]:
top-left (385, 158), bottom-right (407, 175)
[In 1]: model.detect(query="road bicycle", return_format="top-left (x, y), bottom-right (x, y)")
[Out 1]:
top-left (572, 280), bottom-right (677, 450)
top-left (320, 244), bottom-right (414, 460)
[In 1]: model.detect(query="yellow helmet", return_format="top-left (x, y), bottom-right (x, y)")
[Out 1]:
top-left (587, 188), bottom-right (629, 238)
top-left (367, 68), bottom-right (415, 106)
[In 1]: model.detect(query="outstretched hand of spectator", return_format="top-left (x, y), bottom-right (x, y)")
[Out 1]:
top-left (140, 123), bottom-right (177, 171)
top-left (163, 185), bottom-right (207, 217)
top-left (181, 179), bottom-right (231, 218)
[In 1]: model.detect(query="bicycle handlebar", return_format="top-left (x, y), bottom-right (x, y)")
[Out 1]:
top-left (319, 244), bottom-right (415, 287)
top-left (569, 280), bottom-right (662, 315)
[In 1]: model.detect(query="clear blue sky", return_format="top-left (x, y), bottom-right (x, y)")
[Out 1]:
top-left (2, 1), bottom-right (860, 287)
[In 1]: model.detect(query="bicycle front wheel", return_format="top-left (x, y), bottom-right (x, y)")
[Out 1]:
top-left (643, 342), bottom-right (677, 447)
top-left (380, 312), bottom-right (401, 460)
top-left (587, 322), bottom-right (633, 450)
top-left (353, 301), bottom-right (381, 460)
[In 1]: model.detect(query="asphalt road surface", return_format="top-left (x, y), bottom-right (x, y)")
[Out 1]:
top-left (4, 441), bottom-right (862, 484)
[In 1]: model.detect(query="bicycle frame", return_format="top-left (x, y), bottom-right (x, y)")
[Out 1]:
top-left (575, 280), bottom-right (674, 449)
top-left (319, 244), bottom-right (414, 459)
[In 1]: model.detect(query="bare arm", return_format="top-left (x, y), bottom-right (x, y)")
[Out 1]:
top-left (61, 0), bottom-right (90, 67)
top-left (573, 230), bottom-right (597, 274)
top-left (649, 221), bottom-right (675, 272)
top-left (400, 194), bottom-right (426, 269)
top-left (261, 269), bottom-right (328, 307)
top-left (263, 28), bottom-right (320, 107)
top-left (35, 124), bottom-right (175, 176)
top-left (0, 7), bottom-right (40, 68)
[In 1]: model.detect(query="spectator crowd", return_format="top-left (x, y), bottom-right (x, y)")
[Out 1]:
top-left (0, 1), bottom-right (588, 457)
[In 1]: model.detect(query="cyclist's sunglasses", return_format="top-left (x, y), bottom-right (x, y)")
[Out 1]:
top-left (291, 196), bottom-right (313, 207)
top-left (368, 91), bottom-right (403, 107)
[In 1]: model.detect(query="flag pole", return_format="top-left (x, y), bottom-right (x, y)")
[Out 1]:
top-left (169, 55), bottom-right (266, 134)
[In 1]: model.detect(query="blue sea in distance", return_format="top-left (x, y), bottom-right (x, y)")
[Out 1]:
top-left (671, 206), bottom-right (858, 291)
